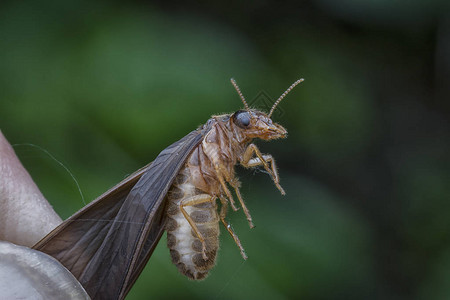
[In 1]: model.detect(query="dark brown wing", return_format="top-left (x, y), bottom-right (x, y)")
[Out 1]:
top-left (33, 129), bottom-right (204, 300)
top-left (33, 164), bottom-right (149, 276)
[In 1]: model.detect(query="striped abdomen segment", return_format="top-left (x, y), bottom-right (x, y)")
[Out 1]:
top-left (165, 167), bottom-right (219, 280)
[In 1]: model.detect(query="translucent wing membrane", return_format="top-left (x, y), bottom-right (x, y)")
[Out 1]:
top-left (34, 130), bottom-right (204, 300)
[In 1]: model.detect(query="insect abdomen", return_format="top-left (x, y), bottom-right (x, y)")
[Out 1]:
top-left (166, 167), bottom-right (219, 280)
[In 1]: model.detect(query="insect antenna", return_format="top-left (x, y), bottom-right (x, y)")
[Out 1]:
top-left (268, 78), bottom-right (304, 118)
top-left (230, 78), bottom-right (250, 111)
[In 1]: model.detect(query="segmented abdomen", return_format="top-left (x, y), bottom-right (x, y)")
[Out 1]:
top-left (165, 167), bottom-right (219, 280)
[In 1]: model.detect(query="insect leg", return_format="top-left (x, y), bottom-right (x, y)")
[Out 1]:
top-left (214, 164), bottom-right (239, 211)
top-left (240, 143), bottom-right (285, 195)
top-left (229, 179), bottom-right (254, 228)
top-left (219, 196), bottom-right (248, 259)
top-left (180, 194), bottom-right (215, 260)
top-left (246, 155), bottom-right (283, 193)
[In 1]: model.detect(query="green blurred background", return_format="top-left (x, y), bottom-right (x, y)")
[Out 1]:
top-left (1, 0), bottom-right (450, 299)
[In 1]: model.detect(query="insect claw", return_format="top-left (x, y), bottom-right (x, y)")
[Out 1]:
top-left (202, 243), bottom-right (208, 260)
top-left (230, 202), bottom-right (239, 211)
top-left (277, 184), bottom-right (286, 195)
top-left (241, 250), bottom-right (248, 260)
top-left (248, 221), bottom-right (255, 229)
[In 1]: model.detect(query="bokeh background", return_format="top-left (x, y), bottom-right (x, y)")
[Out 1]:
top-left (1, 1), bottom-right (450, 299)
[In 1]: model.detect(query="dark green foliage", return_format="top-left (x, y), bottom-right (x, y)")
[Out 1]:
top-left (1, 0), bottom-right (449, 298)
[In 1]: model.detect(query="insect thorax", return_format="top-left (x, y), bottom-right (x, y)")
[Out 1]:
top-left (165, 120), bottom-right (249, 280)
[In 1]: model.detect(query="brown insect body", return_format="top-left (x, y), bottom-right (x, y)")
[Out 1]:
top-left (32, 78), bottom-right (303, 299)
top-left (165, 108), bottom-right (288, 279)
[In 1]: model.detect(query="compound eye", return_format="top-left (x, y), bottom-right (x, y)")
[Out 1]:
top-left (234, 111), bottom-right (251, 128)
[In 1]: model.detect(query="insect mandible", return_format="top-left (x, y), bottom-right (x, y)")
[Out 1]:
top-left (33, 78), bottom-right (304, 300)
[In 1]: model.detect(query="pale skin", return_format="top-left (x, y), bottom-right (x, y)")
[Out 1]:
top-left (0, 131), bottom-right (87, 298)
top-left (0, 130), bottom-right (62, 247)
